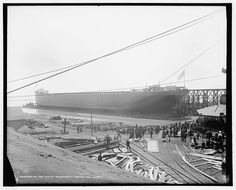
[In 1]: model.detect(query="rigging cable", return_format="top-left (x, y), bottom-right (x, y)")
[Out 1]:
top-left (7, 8), bottom-right (224, 88)
top-left (160, 38), bottom-right (225, 84)
top-left (8, 74), bottom-right (225, 99)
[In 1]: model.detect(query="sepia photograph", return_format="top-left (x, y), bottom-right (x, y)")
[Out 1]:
top-left (4, 3), bottom-right (232, 186)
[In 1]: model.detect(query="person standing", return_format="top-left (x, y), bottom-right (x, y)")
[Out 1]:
top-left (117, 130), bottom-right (121, 140)
top-left (105, 135), bottom-right (111, 149)
top-left (162, 131), bottom-right (166, 142)
top-left (94, 137), bottom-right (98, 144)
top-left (126, 139), bottom-right (131, 152)
top-left (193, 135), bottom-right (198, 147)
top-left (142, 127), bottom-right (145, 138)
top-left (150, 127), bottom-right (153, 138)
top-left (184, 131), bottom-right (187, 142)
top-left (170, 127), bottom-right (173, 137)
top-left (98, 153), bottom-right (103, 161)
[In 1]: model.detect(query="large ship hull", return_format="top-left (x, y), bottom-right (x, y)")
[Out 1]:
top-left (35, 90), bottom-right (187, 115)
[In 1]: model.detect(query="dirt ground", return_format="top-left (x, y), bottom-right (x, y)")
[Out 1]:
top-left (7, 113), bottom-right (157, 184)
top-left (7, 110), bottom-right (224, 184)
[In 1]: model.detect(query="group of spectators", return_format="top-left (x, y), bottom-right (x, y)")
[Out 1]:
top-left (117, 125), bottom-right (161, 139)
top-left (114, 116), bottom-right (226, 152)
top-left (159, 117), bottom-right (226, 152)
top-left (172, 119), bottom-right (226, 152)
top-left (196, 116), bottom-right (226, 131)
top-left (203, 130), bottom-right (226, 152)
top-left (161, 122), bottom-right (189, 142)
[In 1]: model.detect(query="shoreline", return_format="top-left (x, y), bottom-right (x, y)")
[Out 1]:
top-left (22, 107), bottom-right (198, 126)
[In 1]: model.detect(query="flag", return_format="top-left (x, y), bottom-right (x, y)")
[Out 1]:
top-left (177, 70), bottom-right (185, 80)
top-left (222, 68), bottom-right (227, 73)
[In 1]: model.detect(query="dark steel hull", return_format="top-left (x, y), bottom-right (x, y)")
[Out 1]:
top-left (35, 90), bottom-right (187, 115)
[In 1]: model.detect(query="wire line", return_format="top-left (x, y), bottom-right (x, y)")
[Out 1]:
top-left (7, 8), bottom-right (224, 94)
top-left (160, 38), bottom-right (225, 83)
top-left (8, 74), bottom-right (225, 98)
top-left (8, 8), bottom-right (224, 84)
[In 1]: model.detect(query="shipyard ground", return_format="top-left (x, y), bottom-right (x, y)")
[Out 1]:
top-left (7, 109), bottom-right (224, 184)
top-left (7, 112), bottom-right (156, 184)
top-left (8, 128), bottom-right (159, 184)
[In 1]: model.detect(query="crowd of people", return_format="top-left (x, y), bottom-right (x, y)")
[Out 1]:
top-left (96, 115), bottom-right (227, 183)
top-left (117, 125), bottom-right (161, 140)
top-left (160, 118), bottom-right (227, 153)
top-left (162, 122), bottom-right (189, 142)
top-left (195, 116), bottom-right (226, 131)
top-left (203, 130), bottom-right (226, 152)
top-left (123, 117), bottom-right (226, 153)
top-left (102, 115), bottom-right (227, 154)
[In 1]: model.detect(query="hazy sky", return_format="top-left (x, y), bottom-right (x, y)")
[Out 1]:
top-left (7, 5), bottom-right (227, 105)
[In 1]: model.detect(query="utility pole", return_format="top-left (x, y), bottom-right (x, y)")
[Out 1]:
top-left (91, 113), bottom-right (93, 136)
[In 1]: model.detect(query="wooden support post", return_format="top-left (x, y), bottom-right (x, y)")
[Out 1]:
top-left (62, 118), bottom-right (69, 134)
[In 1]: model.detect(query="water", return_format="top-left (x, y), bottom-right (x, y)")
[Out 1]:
top-left (22, 108), bottom-right (191, 126)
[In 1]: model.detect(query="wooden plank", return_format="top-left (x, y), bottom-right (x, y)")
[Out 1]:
top-left (140, 141), bottom-right (145, 148)
top-left (201, 158), bottom-right (222, 165)
top-left (67, 140), bottom-right (119, 152)
top-left (189, 153), bottom-right (222, 161)
top-left (181, 145), bottom-right (192, 160)
top-left (212, 166), bottom-right (222, 170)
top-left (192, 162), bottom-right (211, 167)
top-left (188, 145), bottom-right (196, 153)
top-left (176, 144), bottom-right (218, 183)
top-left (128, 141), bottom-right (197, 183)
top-left (183, 145), bottom-right (189, 152)
top-left (172, 145), bottom-right (215, 184)
top-left (175, 159), bottom-right (204, 184)
top-left (123, 138), bottom-right (215, 184)
top-left (82, 145), bottom-right (118, 155)
top-left (82, 147), bottom-right (106, 155)
top-left (211, 169), bottom-right (221, 175)
top-left (119, 140), bottom-right (184, 183)
top-left (202, 150), bottom-right (216, 155)
top-left (188, 158), bottom-right (204, 163)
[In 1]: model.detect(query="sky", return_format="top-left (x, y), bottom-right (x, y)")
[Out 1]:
top-left (7, 5), bottom-right (227, 106)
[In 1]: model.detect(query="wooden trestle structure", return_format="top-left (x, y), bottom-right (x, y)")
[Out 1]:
top-left (177, 89), bottom-right (226, 115)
